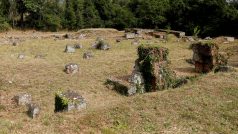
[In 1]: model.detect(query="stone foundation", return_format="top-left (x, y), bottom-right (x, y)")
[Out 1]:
top-left (55, 90), bottom-right (86, 112)
top-left (137, 44), bottom-right (176, 92)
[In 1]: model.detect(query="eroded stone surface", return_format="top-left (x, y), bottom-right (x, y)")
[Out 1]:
top-left (65, 63), bottom-right (79, 74)
top-left (55, 90), bottom-right (86, 112)
top-left (27, 103), bottom-right (40, 118)
top-left (191, 42), bottom-right (219, 73)
top-left (13, 93), bottom-right (32, 106)
top-left (83, 52), bottom-right (93, 59)
top-left (65, 45), bottom-right (75, 53)
top-left (106, 77), bottom-right (138, 96)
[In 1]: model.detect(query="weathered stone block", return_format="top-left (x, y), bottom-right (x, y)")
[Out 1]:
top-left (55, 90), bottom-right (86, 112)
top-left (13, 93), bottom-right (32, 106)
top-left (224, 37), bottom-right (235, 42)
top-left (191, 42), bottom-right (219, 73)
top-left (137, 44), bottom-right (176, 92)
top-left (65, 63), bottom-right (79, 74)
top-left (65, 45), bottom-right (75, 53)
top-left (83, 52), bottom-right (93, 59)
top-left (27, 103), bottom-right (40, 118)
top-left (94, 40), bottom-right (110, 50)
top-left (125, 33), bottom-right (135, 39)
top-left (106, 77), bottom-right (139, 96)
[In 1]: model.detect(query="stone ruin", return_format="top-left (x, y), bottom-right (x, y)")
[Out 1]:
top-left (13, 93), bottom-right (32, 106)
top-left (13, 93), bottom-right (40, 118)
top-left (191, 42), bottom-right (225, 73)
top-left (92, 38), bottom-right (110, 50)
top-left (65, 63), bottom-right (79, 74)
top-left (83, 52), bottom-right (93, 59)
top-left (106, 44), bottom-right (180, 96)
top-left (27, 103), bottom-right (40, 118)
top-left (137, 45), bottom-right (176, 92)
top-left (55, 90), bottom-right (86, 112)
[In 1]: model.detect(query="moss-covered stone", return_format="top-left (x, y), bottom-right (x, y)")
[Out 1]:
top-left (137, 44), bottom-right (176, 92)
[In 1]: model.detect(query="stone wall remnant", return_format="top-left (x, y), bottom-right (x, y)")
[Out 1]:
top-left (55, 90), bottom-right (86, 112)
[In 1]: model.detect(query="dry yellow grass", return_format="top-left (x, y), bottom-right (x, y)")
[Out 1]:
top-left (0, 30), bottom-right (237, 134)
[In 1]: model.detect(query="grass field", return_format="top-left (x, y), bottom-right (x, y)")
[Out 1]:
top-left (0, 30), bottom-right (237, 134)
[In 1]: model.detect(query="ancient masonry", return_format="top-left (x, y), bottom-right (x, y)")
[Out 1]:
top-left (55, 90), bottom-right (86, 112)
top-left (106, 44), bottom-right (177, 96)
top-left (137, 44), bottom-right (176, 92)
top-left (191, 41), bottom-right (227, 73)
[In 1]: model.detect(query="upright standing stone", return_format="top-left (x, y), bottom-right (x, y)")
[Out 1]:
top-left (27, 103), bottom-right (40, 118)
top-left (94, 40), bottom-right (110, 50)
top-left (125, 33), bottom-right (135, 39)
top-left (137, 44), bottom-right (175, 92)
top-left (191, 42), bottom-right (219, 73)
top-left (55, 90), bottom-right (86, 112)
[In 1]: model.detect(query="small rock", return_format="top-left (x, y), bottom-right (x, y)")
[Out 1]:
top-left (12, 42), bottom-right (19, 46)
top-left (35, 54), bottom-right (46, 59)
top-left (74, 44), bottom-right (83, 49)
top-left (13, 93), bottom-right (32, 106)
top-left (8, 81), bottom-right (13, 84)
top-left (204, 37), bottom-right (212, 40)
top-left (18, 54), bottom-right (25, 59)
top-left (65, 63), bottom-right (79, 74)
top-left (95, 40), bottom-right (110, 50)
top-left (116, 39), bottom-right (122, 43)
top-left (65, 45), bottom-right (75, 53)
top-left (83, 52), bottom-right (93, 59)
top-left (63, 34), bottom-right (72, 39)
top-left (128, 71), bottom-right (144, 85)
top-left (27, 103), bottom-right (40, 118)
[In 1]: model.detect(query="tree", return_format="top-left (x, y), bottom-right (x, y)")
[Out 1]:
top-left (83, 0), bottom-right (102, 28)
top-left (63, 0), bottom-right (76, 29)
top-left (72, 0), bottom-right (84, 29)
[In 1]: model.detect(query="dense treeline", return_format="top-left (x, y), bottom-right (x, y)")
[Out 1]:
top-left (0, 0), bottom-right (237, 37)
